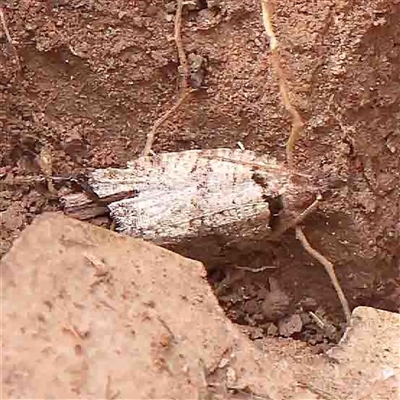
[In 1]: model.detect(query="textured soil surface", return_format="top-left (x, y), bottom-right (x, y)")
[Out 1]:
top-left (1, 0), bottom-right (399, 346)
top-left (2, 213), bottom-right (399, 399)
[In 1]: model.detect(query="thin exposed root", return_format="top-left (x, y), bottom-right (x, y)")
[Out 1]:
top-left (142, 91), bottom-right (191, 156)
top-left (235, 265), bottom-right (276, 272)
top-left (295, 226), bottom-right (351, 324)
top-left (0, 7), bottom-right (21, 71)
top-left (174, 0), bottom-right (189, 91)
top-left (142, 0), bottom-right (191, 156)
top-left (259, 2), bottom-right (350, 329)
top-left (259, 0), bottom-right (303, 168)
top-left (38, 146), bottom-right (56, 194)
top-left (308, 311), bottom-right (326, 329)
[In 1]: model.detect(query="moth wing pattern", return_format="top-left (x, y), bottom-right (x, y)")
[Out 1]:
top-left (108, 185), bottom-right (271, 244)
top-left (89, 149), bottom-right (280, 243)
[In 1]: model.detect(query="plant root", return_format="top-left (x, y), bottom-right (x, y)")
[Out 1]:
top-left (142, 0), bottom-right (191, 156)
top-left (259, 0), bottom-right (303, 169)
top-left (295, 226), bottom-right (351, 324)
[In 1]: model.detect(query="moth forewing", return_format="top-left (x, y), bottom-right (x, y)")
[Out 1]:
top-left (107, 178), bottom-right (271, 244)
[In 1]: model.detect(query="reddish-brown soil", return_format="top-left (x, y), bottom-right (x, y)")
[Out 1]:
top-left (1, 0), bottom-right (399, 345)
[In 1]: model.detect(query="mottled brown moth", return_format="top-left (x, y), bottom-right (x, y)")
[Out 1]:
top-left (62, 148), bottom-right (318, 245)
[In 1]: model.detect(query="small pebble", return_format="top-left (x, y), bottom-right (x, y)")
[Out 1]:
top-left (278, 314), bottom-right (303, 337)
top-left (266, 323), bottom-right (278, 337)
top-left (261, 278), bottom-right (290, 321)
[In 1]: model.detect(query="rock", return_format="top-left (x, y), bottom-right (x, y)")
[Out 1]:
top-left (278, 314), bottom-right (303, 337)
top-left (299, 296), bottom-right (318, 311)
top-left (0, 202), bottom-right (25, 231)
top-left (1, 213), bottom-right (234, 398)
top-left (188, 53), bottom-right (206, 88)
top-left (207, 0), bottom-right (222, 7)
top-left (300, 312), bottom-right (312, 325)
top-left (261, 278), bottom-right (290, 321)
top-left (0, 190), bottom-right (13, 211)
top-left (0, 213), bottom-right (301, 399)
top-left (249, 327), bottom-right (264, 340)
top-left (2, 214), bottom-right (400, 400)
top-left (243, 298), bottom-right (259, 314)
top-left (266, 323), bottom-right (279, 337)
top-left (165, 1), bottom-right (176, 13)
top-left (145, 5), bottom-right (158, 16)
top-left (63, 129), bottom-right (86, 156)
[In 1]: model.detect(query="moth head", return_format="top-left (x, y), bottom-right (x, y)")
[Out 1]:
top-left (251, 166), bottom-right (320, 230)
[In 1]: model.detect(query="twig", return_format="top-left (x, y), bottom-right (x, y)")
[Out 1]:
top-left (259, 0), bottom-right (303, 168)
top-left (142, 0), bottom-right (191, 156)
top-left (0, 6), bottom-right (21, 71)
top-left (308, 311), bottom-right (326, 329)
top-left (234, 265), bottom-right (276, 272)
top-left (295, 226), bottom-right (351, 324)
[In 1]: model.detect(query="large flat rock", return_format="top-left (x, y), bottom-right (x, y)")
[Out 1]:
top-left (1, 213), bottom-right (399, 399)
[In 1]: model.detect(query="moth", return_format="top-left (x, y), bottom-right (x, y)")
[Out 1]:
top-left (62, 148), bottom-right (318, 245)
